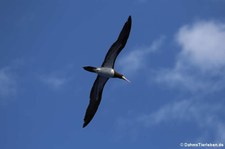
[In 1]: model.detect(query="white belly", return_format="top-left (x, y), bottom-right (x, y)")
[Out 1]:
top-left (96, 67), bottom-right (114, 78)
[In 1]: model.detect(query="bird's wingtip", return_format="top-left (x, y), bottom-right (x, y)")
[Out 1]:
top-left (83, 122), bottom-right (87, 128)
top-left (127, 16), bottom-right (132, 25)
top-left (128, 15), bottom-right (132, 21)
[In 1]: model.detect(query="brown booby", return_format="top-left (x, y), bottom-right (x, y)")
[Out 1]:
top-left (83, 16), bottom-right (132, 128)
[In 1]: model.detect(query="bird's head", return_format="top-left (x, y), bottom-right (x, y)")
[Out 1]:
top-left (114, 71), bottom-right (131, 83)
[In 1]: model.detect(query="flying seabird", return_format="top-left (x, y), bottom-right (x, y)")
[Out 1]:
top-left (83, 16), bottom-right (132, 128)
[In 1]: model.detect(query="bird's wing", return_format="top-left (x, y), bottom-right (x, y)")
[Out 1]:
top-left (83, 75), bottom-right (109, 127)
top-left (101, 16), bottom-right (132, 68)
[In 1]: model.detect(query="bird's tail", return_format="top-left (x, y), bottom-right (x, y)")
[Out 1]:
top-left (83, 66), bottom-right (97, 73)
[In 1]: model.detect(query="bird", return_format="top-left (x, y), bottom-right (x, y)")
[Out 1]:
top-left (82, 16), bottom-right (132, 128)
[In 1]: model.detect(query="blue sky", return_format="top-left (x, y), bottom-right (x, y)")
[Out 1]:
top-left (1, 0), bottom-right (225, 148)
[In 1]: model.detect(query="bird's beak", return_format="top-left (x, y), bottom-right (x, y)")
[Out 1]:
top-left (122, 76), bottom-right (131, 83)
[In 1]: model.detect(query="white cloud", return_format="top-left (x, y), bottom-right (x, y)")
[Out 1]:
top-left (137, 99), bottom-right (192, 125)
top-left (0, 67), bottom-right (16, 97)
top-left (156, 21), bottom-right (225, 92)
top-left (137, 99), bottom-right (225, 142)
top-left (177, 21), bottom-right (225, 71)
top-left (156, 63), bottom-right (225, 93)
top-left (119, 36), bottom-right (164, 75)
top-left (114, 99), bottom-right (225, 142)
top-left (138, 99), bottom-right (219, 126)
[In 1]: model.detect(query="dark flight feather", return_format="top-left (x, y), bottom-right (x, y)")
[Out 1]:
top-left (83, 76), bottom-right (108, 127)
top-left (101, 16), bottom-right (132, 68)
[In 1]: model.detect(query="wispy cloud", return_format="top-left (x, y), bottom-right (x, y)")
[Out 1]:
top-left (0, 67), bottom-right (17, 100)
top-left (138, 99), bottom-right (220, 126)
top-left (39, 74), bottom-right (68, 90)
top-left (156, 21), bottom-right (225, 92)
top-left (118, 36), bottom-right (164, 75)
top-left (138, 99), bottom-right (225, 141)
top-left (38, 64), bottom-right (76, 90)
top-left (114, 98), bottom-right (225, 142)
